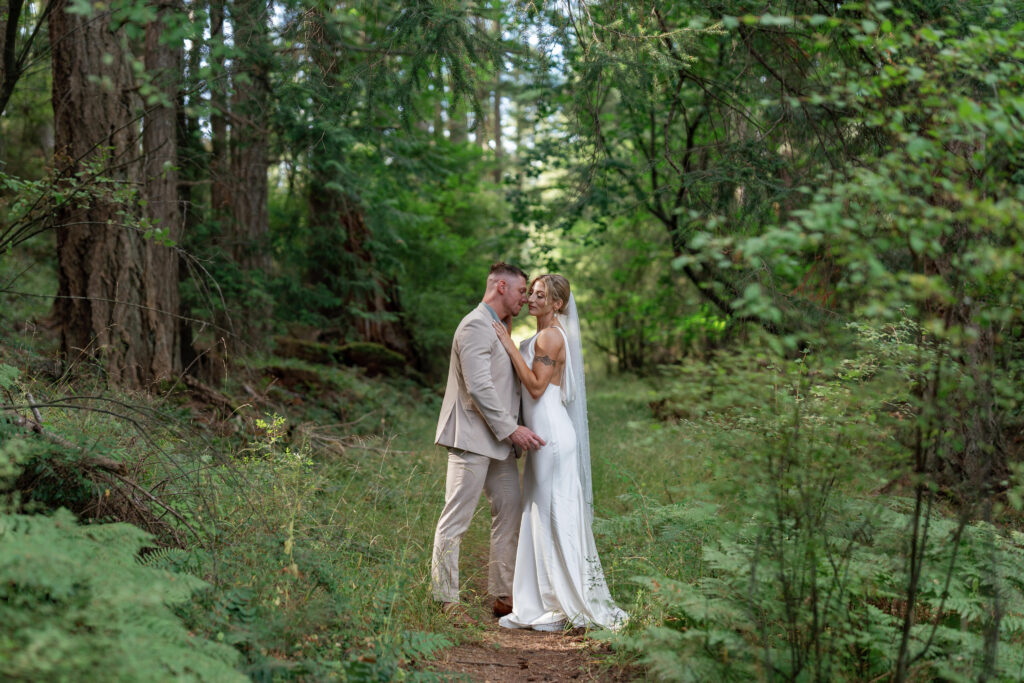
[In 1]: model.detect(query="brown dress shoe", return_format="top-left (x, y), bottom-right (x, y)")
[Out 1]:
top-left (441, 602), bottom-right (478, 626)
top-left (492, 596), bottom-right (513, 617)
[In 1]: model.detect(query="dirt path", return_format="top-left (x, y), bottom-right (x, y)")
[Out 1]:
top-left (428, 616), bottom-right (632, 682)
top-left (425, 543), bottom-right (634, 682)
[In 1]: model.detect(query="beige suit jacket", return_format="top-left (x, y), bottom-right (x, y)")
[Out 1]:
top-left (435, 302), bottom-right (521, 460)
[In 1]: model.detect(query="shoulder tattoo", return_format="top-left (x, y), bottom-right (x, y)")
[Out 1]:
top-left (535, 354), bottom-right (556, 367)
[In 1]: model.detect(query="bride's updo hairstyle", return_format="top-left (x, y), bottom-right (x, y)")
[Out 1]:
top-left (533, 274), bottom-right (571, 316)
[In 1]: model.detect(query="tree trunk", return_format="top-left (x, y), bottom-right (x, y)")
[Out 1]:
top-left (227, 0), bottom-right (269, 273)
top-left (491, 17), bottom-right (502, 182)
top-left (491, 90), bottom-right (502, 181)
top-left (209, 0), bottom-right (230, 219)
top-left (307, 162), bottom-right (419, 365)
top-left (142, 3), bottom-right (184, 379)
top-left (177, 21), bottom-right (205, 378)
top-left (433, 95), bottom-right (443, 138)
top-left (1, 0), bottom-right (53, 117)
top-left (0, 0), bottom-right (27, 117)
top-left (448, 100), bottom-right (467, 143)
top-left (301, 8), bottom-right (418, 365)
top-left (474, 94), bottom-right (486, 149)
top-left (50, 0), bottom-right (181, 388)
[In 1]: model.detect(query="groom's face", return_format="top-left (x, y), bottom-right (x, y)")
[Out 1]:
top-left (503, 275), bottom-right (529, 318)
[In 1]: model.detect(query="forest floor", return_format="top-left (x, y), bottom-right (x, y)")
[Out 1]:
top-left (425, 544), bottom-right (634, 682)
top-left (429, 625), bottom-right (626, 682)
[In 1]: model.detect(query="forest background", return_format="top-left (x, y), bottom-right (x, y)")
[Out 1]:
top-left (1, 0), bottom-right (1023, 680)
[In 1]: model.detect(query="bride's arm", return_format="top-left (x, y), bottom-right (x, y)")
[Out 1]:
top-left (492, 323), bottom-right (562, 399)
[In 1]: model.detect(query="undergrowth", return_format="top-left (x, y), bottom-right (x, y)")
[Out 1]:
top-left (5, 311), bottom-right (1022, 681)
top-left (0, 433), bottom-right (243, 682)
top-left (604, 321), bottom-right (1024, 681)
top-left (0, 333), bottom-right (454, 681)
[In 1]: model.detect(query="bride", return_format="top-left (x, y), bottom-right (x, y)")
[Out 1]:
top-left (491, 274), bottom-right (628, 632)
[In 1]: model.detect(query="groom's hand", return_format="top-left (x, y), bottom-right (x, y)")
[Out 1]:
top-left (509, 426), bottom-right (545, 451)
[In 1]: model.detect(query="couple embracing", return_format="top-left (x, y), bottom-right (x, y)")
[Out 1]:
top-left (431, 262), bottom-right (627, 632)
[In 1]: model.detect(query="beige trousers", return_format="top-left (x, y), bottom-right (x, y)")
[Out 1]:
top-left (431, 449), bottom-right (521, 603)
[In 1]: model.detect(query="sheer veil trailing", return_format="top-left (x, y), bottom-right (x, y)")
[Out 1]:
top-left (557, 294), bottom-right (593, 524)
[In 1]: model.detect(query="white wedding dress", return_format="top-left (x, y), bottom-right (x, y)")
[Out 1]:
top-left (498, 322), bottom-right (628, 632)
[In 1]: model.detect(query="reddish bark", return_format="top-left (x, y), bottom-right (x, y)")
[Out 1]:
top-left (50, 0), bottom-right (181, 388)
top-left (226, 0), bottom-right (269, 273)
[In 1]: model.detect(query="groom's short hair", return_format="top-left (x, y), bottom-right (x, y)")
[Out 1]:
top-left (489, 262), bottom-right (527, 283)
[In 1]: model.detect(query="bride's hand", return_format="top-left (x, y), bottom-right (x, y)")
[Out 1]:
top-left (491, 321), bottom-right (514, 353)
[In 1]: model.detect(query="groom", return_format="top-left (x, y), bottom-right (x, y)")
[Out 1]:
top-left (431, 262), bottom-right (546, 623)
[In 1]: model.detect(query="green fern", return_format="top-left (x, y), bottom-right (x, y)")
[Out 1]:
top-left (0, 508), bottom-right (244, 682)
top-left (620, 498), bottom-right (1024, 681)
top-left (137, 546), bottom-right (190, 569)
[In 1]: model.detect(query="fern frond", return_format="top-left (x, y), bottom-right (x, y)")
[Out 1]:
top-left (0, 509), bottom-right (244, 681)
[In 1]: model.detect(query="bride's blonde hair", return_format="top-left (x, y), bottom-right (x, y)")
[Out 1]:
top-left (532, 274), bottom-right (571, 315)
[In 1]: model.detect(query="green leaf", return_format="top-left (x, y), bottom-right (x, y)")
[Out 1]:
top-left (66, 0), bottom-right (95, 16)
top-left (759, 14), bottom-right (793, 27)
top-left (906, 136), bottom-right (933, 160)
top-left (0, 364), bottom-right (18, 390)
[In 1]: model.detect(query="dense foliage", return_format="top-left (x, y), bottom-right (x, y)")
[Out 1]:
top-left (1, 0), bottom-right (1023, 680)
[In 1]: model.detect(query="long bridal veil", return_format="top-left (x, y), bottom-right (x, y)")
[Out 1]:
top-left (558, 293), bottom-right (593, 524)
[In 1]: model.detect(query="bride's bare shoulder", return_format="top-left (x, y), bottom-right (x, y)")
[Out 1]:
top-left (535, 327), bottom-right (565, 353)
